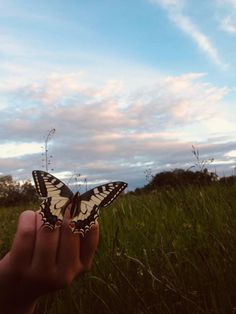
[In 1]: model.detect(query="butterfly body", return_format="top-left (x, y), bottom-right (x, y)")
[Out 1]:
top-left (32, 170), bottom-right (127, 236)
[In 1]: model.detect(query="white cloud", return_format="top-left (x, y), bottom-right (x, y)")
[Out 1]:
top-left (205, 117), bottom-right (236, 134)
top-left (220, 14), bottom-right (236, 34)
top-left (220, 16), bottom-right (236, 33)
top-left (212, 158), bottom-right (235, 165)
top-left (174, 16), bottom-right (224, 68)
top-left (217, 0), bottom-right (236, 35)
top-left (219, 0), bottom-right (236, 11)
top-left (0, 142), bottom-right (42, 158)
top-left (149, 0), bottom-right (226, 68)
top-left (225, 150), bottom-right (236, 157)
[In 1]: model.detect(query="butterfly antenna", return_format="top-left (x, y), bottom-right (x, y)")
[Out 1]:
top-left (66, 172), bottom-right (82, 193)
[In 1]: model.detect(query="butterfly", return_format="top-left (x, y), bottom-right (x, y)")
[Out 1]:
top-left (32, 170), bottom-right (127, 236)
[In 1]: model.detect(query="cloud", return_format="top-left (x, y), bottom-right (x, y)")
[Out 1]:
top-left (0, 71), bottom-right (231, 139)
top-left (149, 0), bottom-right (226, 68)
top-left (0, 73), bottom-right (133, 144)
top-left (220, 16), bottom-right (236, 33)
top-left (0, 142), bottom-right (42, 158)
top-left (218, 2), bottom-right (236, 35)
top-left (0, 68), bottom-right (235, 188)
top-left (226, 150), bottom-right (236, 157)
top-left (216, 0), bottom-right (236, 35)
top-left (218, 0), bottom-right (236, 11)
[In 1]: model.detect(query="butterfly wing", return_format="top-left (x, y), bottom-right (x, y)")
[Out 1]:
top-left (32, 170), bottom-right (74, 229)
top-left (70, 181), bottom-right (128, 235)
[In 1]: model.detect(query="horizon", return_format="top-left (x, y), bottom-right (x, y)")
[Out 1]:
top-left (1, 0), bottom-right (236, 190)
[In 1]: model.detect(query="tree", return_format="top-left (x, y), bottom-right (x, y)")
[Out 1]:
top-left (142, 168), bottom-right (218, 193)
top-left (0, 175), bottom-right (37, 207)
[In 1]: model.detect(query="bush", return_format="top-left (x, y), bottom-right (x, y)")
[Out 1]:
top-left (141, 168), bottom-right (218, 193)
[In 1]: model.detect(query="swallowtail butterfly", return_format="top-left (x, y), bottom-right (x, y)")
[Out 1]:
top-left (32, 170), bottom-right (127, 236)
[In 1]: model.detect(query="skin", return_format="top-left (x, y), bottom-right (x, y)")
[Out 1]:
top-left (0, 209), bottom-right (99, 314)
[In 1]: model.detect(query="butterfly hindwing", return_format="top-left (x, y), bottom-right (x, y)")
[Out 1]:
top-left (39, 197), bottom-right (64, 228)
top-left (71, 181), bottom-right (128, 235)
top-left (32, 170), bottom-right (73, 229)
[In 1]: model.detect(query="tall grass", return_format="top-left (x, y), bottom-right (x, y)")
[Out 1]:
top-left (1, 184), bottom-right (236, 313)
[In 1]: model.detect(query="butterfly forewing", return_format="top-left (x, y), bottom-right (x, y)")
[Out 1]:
top-left (32, 170), bottom-right (73, 198)
top-left (71, 181), bottom-right (128, 235)
top-left (32, 170), bottom-right (73, 229)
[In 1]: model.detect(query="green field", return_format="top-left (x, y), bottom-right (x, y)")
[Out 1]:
top-left (1, 184), bottom-right (236, 313)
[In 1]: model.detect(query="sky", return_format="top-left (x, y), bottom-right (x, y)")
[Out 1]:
top-left (0, 0), bottom-right (236, 190)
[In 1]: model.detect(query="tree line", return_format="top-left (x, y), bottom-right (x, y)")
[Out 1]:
top-left (0, 175), bottom-right (38, 207)
top-left (132, 168), bottom-right (236, 195)
top-left (1, 168), bottom-right (236, 206)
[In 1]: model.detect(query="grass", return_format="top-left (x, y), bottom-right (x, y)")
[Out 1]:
top-left (1, 183), bottom-right (236, 313)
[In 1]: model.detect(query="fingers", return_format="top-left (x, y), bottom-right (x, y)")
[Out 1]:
top-left (79, 224), bottom-right (99, 272)
top-left (10, 208), bottom-right (99, 288)
top-left (55, 208), bottom-right (80, 278)
top-left (56, 208), bottom-right (99, 277)
top-left (31, 213), bottom-right (60, 270)
top-left (10, 210), bottom-right (37, 268)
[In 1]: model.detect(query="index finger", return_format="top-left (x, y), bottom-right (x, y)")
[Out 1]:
top-left (10, 210), bottom-right (37, 268)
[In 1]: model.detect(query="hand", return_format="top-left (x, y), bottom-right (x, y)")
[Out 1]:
top-left (0, 210), bottom-right (99, 314)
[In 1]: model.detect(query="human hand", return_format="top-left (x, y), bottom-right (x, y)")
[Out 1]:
top-left (0, 210), bottom-right (99, 314)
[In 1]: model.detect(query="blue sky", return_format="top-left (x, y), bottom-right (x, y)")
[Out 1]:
top-left (1, 0), bottom-right (236, 190)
